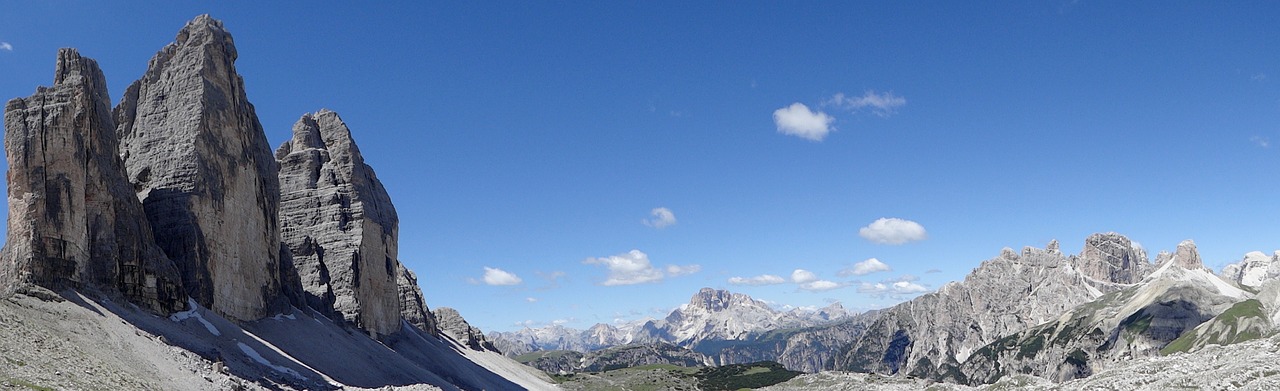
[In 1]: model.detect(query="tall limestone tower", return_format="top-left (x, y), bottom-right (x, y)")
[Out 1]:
top-left (115, 15), bottom-right (285, 321)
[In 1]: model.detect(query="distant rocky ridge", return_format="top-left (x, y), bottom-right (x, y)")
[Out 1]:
top-left (521, 342), bottom-right (711, 374)
top-left (0, 14), bottom-right (548, 390)
top-left (489, 287), bottom-right (853, 361)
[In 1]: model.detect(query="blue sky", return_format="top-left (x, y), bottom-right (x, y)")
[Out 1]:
top-left (3, 2), bottom-right (1280, 332)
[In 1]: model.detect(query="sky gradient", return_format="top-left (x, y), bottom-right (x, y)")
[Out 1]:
top-left (2, 2), bottom-right (1280, 332)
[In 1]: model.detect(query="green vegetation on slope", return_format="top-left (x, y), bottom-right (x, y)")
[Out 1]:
top-left (1162, 299), bottom-right (1267, 355)
top-left (696, 361), bottom-right (802, 391)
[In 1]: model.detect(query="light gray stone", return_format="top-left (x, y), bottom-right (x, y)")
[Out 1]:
top-left (275, 110), bottom-right (406, 338)
top-left (1, 48), bottom-right (184, 313)
top-left (115, 15), bottom-right (285, 321)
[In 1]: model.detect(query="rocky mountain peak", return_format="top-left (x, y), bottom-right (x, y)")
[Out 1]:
top-left (116, 14), bottom-right (285, 322)
top-left (277, 109), bottom-right (409, 337)
top-left (1046, 239), bottom-right (1061, 254)
top-left (690, 287), bottom-right (736, 311)
top-left (1221, 251), bottom-right (1280, 288)
top-left (2, 48), bottom-right (184, 313)
top-left (1174, 239), bottom-right (1204, 270)
top-left (434, 307), bottom-right (499, 352)
top-left (1075, 232), bottom-right (1151, 284)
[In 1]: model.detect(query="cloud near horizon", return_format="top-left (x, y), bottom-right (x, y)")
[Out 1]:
top-left (584, 250), bottom-right (700, 286)
top-left (858, 218), bottom-right (927, 245)
top-left (840, 258), bottom-right (891, 276)
top-left (727, 274), bottom-right (787, 286)
top-left (644, 207), bottom-right (677, 228)
top-left (773, 102), bottom-right (834, 141)
top-left (479, 267), bottom-right (523, 286)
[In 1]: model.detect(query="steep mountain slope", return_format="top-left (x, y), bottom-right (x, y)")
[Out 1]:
top-left (954, 241), bottom-right (1245, 384)
top-left (835, 234), bottom-right (1149, 378)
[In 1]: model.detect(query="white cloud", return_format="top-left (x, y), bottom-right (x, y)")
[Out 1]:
top-left (891, 281), bottom-right (928, 294)
top-left (584, 250), bottom-right (697, 286)
top-left (1252, 136), bottom-right (1271, 148)
top-left (858, 218), bottom-right (928, 245)
top-left (666, 264), bottom-right (702, 277)
top-left (773, 102), bottom-right (834, 141)
top-left (800, 280), bottom-right (842, 291)
top-left (481, 267), bottom-right (523, 286)
top-left (728, 274), bottom-right (787, 286)
top-left (827, 90), bottom-right (906, 117)
top-left (925, 268), bottom-right (942, 274)
top-left (0, 42), bottom-right (11, 51)
top-left (644, 207), bottom-right (677, 228)
top-left (840, 258), bottom-right (891, 276)
top-left (791, 269), bottom-right (819, 283)
top-left (857, 280), bottom-right (929, 295)
top-left (525, 297), bottom-right (539, 303)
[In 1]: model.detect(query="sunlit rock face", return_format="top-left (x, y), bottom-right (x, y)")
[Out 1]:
top-left (276, 109), bottom-right (410, 337)
top-left (116, 15), bottom-right (285, 321)
top-left (1, 48), bottom-right (184, 314)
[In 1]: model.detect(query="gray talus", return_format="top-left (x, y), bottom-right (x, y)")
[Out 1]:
top-left (115, 15), bottom-right (284, 321)
top-left (1, 48), bottom-right (185, 313)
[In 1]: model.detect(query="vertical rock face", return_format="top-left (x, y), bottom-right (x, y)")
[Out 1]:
top-left (1, 49), bottom-right (184, 313)
top-left (276, 110), bottom-right (406, 337)
top-left (115, 15), bottom-right (284, 321)
top-left (396, 263), bottom-right (438, 335)
top-left (433, 307), bottom-right (499, 352)
top-left (1221, 251), bottom-right (1280, 288)
top-left (1075, 232), bottom-right (1152, 284)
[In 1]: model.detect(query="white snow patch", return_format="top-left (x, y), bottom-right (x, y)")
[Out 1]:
top-left (168, 298), bottom-right (220, 336)
top-left (1191, 268), bottom-right (1248, 299)
top-left (237, 342), bottom-right (307, 381)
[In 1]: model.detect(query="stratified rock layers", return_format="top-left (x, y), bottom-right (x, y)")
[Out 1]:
top-left (276, 110), bottom-right (415, 337)
top-left (1, 49), bottom-right (185, 313)
top-left (115, 15), bottom-right (284, 321)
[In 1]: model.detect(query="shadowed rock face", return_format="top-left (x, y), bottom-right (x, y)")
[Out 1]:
top-left (1, 48), bottom-right (185, 314)
top-left (115, 15), bottom-right (284, 322)
top-left (276, 110), bottom-right (428, 337)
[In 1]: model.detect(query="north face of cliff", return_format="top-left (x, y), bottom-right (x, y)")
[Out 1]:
top-left (1, 48), bottom-right (185, 314)
top-left (276, 109), bottom-right (430, 337)
top-left (115, 15), bottom-right (286, 322)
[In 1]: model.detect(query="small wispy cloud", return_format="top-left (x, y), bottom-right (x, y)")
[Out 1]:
top-left (525, 297), bottom-right (539, 303)
top-left (859, 217), bottom-right (928, 245)
top-left (799, 280), bottom-right (843, 292)
top-left (857, 280), bottom-right (928, 295)
top-left (773, 102), bottom-right (834, 141)
top-left (839, 258), bottom-right (892, 277)
top-left (584, 250), bottom-right (699, 286)
top-left (474, 267), bottom-right (523, 286)
top-left (1252, 73), bottom-right (1268, 82)
top-left (827, 90), bottom-right (906, 117)
top-left (665, 264), bottom-right (701, 277)
top-left (727, 274), bottom-right (787, 286)
top-left (0, 42), bottom-right (12, 51)
top-left (925, 268), bottom-right (942, 274)
top-left (1251, 136), bottom-right (1271, 149)
top-left (644, 207), bottom-right (677, 228)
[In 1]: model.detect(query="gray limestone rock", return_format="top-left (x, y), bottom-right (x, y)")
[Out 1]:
top-left (836, 235), bottom-right (1145, 379)
top-left (275, 110), bottom-right (405, 338)
top-left (1, 49), bottom-right (185, 314)
top-left (433, 307), bottom-right (499, 352)
top-left (395, 263), bottom-right (438, 336)
top-left (1074, 232), bottom-right (1152, 284)
top-left (115, 15), bottom-right (285, 321)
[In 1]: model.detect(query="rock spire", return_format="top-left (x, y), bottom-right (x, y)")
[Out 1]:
top-left (1, 49), bottom-right (184, 313)
top-left (115, 15), bottom-right (286, 321)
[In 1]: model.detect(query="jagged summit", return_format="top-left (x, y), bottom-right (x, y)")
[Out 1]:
top-left (1075, 232), bottom-right (1152, 284)
top-left (276, 109), bottom-right (419, 337)
top-left (2, 48), bottom-right (185, 313)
